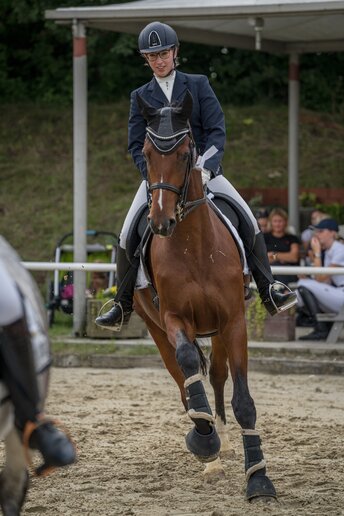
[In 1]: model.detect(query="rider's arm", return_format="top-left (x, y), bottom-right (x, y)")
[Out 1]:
top-left (128, 89), bottom-right (148, 180)
top-left (196, 75), bottom-right (226, 177)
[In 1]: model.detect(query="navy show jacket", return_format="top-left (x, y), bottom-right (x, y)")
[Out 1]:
top-left (128, 70), bottom-right (226, 180)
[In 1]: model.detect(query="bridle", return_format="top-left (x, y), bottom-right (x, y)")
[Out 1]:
top-left (147, 125), bottom-right (207, 222)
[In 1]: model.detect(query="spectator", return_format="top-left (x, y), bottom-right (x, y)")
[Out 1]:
top-left (297, 218), bottom-right (344, 340)
top-left (264, 207), bottom-right (300, 286)
top-left (255, 209), bottom-right (270, 234)
top-left (300, 209), bottom-right (330, 259)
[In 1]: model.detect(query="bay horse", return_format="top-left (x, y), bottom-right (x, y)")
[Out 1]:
top-left (133, 91), bottom-right (276, 501)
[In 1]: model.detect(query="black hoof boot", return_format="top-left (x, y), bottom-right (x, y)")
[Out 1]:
top-left (262, 283), bottom-right (297, 316)
top-left (243, 430), bottom-right (276, 501)
top-left (185, 426), bottom-right (221, 463)
top-left (95, 304), bottom-right (132, 330)
top-left (25, 421), bottom-right (76, 476)
top-left (247, 470), bottom-right (277, 501)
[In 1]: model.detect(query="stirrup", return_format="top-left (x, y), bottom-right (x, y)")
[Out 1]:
top-left (269, 282), bottom-right (298, 314)
top-left (96, 299), bottom-right (126, 332)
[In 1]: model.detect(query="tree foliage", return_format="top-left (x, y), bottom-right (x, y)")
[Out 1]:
top-left (0, 0), bottom-right (343, 112)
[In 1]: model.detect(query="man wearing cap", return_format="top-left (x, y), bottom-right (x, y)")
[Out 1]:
top-left (297, 218), bottom-right (344, 340)
top-left (96, 21), bottom-right (297, 330)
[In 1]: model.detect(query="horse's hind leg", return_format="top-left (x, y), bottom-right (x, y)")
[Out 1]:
top-left (226, 324), bottom-right (276, 502)
top-left (203, 335), bottom-right (242, 482)
top-left (209, 337), bottom-right (232, 456)
top-left (0, 428), bottom-right (29, 516)
top-left (173, 329), bottom-right (220, 464)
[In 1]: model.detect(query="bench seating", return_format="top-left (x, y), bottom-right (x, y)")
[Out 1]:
top-left (316, 303), bottom-right (344, 343)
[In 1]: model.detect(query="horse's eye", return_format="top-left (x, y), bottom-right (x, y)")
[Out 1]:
top-left (180, 152), bottom-right (189, 162)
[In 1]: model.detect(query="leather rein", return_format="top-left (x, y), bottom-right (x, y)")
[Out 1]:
top-left (146, 127), bottom-right (207, 222)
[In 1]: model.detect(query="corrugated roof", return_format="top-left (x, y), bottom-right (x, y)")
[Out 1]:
top-left (45, 0), bottom-right (344, 53)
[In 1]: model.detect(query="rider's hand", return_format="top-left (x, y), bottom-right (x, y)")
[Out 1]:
top-left (195, 166), bottom-right (211, 186)
top-left (200, 168), bottom-right (211, 186)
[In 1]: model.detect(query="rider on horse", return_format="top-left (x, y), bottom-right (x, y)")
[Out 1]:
top-left (96, 21), bottom-right (297, 330)
top-left (0, 239), bottom-right (76, 475)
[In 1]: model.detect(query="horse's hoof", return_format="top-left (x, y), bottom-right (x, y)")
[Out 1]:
top-left (185, 426), bottom-right (221, 463)
top-left (203, 457), bottom-right (226, 484)
top-left (246, 473), bottom-right (277, 501)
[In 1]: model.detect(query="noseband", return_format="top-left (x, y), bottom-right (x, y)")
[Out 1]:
top-left (147, 123), bottom-right (207, 222)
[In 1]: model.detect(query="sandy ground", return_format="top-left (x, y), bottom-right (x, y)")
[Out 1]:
top-left (6, 367), bottom-right (344, 516)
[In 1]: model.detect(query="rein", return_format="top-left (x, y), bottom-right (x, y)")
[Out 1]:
top-left (147, 130), bottom-right (207, 222)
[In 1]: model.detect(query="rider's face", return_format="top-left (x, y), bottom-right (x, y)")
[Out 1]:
top-left (145, 48), bottom-right (176, 78)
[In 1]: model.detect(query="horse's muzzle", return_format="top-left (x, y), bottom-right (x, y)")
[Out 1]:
top-left (148, 216), bottom-right (176, 237)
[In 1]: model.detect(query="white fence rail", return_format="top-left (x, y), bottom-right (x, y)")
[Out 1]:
top-left (22, 262), bottom-right (344, 276)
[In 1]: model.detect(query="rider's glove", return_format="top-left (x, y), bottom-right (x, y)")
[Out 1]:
top-left (195, 155), bottom-right (211, 186)
top-left (200, 167), bottom-right (211, 186)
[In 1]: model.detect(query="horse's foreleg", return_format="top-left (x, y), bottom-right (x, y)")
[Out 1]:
top-left (141, 317), bottom-right (187, 409)
top-left (171, 328), bottom-right (220, 463)
top-left (227, 327), bottom-right (276, 502)
top-left (0, 427), bottom-right (29, 516)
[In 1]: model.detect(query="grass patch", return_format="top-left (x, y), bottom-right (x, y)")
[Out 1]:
top-left (51, 341), bottom-right (158, 356)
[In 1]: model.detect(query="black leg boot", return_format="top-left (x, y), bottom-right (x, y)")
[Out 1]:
top-left (0, 318), bottom-right (76, 475)
top-left (95, 245), bottom-right (139, 329)
top-left (298, 287), bottom-right (330, 341)
top-left (247, 232), bottom-right (297, 316)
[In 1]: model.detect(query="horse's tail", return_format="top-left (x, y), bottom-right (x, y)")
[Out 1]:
top-left (193, 339), bottom-right (208, 376)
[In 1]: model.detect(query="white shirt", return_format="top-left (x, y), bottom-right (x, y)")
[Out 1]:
top-left (324, 240), bottom-right (344, 287)
top-left (154, 71), bottom-right (176, 103)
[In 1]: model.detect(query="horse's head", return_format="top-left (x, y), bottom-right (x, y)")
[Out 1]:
top-left (137, 90), bottom-right (199, 237)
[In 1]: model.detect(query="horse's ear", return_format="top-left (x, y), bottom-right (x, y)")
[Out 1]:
top-left (181, 90), bottom-right (193, 120)
top-left (136, 93), bottom-right (157, 121)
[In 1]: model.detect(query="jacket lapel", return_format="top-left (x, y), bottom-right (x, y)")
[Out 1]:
top-left (147, 77), bottom-right (169, 105)
top-left (172, 71), bottom-right (188, 102)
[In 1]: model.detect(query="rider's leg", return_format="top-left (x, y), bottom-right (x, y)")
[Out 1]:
top-left (95, 181), bottom-right (147, 328)
top-left (0, 271), bottom-right (75, 472)
top-left (297, 286), bottom-right (330, 340)
top-left (207, 175), bottom-right (297, 315)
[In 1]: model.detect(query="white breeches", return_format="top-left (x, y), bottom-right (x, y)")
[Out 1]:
top-left (119, 176), bottom-right (259, 250)
top-left (297, 279), bottom-right (344, 313)
top-left (0, 263), bottom-right (23, 326)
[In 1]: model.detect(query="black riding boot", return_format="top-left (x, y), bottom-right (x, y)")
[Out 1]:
top-left (0, 317), bottom-right (76, 474)
top-left (297, 287), bottom-right (330, 341)
top-left (95, 245), bottom-right (139, 329)
top-left (247, 232), bottom-right (297, 316)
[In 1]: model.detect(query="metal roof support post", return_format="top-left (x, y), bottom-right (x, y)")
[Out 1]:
top-left (288, 53), bottom-right (300, 235)
top-left (72, 20), bottom-right (87, 336)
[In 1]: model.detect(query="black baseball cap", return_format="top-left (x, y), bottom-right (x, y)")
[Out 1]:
top-left (312, 218), bottom-right (339, 232)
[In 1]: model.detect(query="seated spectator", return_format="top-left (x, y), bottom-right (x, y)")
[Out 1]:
top-left (255, 209), bottom-right (270, 234)
top-left (300, 209), bottom-right (330, 259)
top-left (297, 218), bottom-right (344, 340)
top-left (264, 208), bottom-right (300, 286)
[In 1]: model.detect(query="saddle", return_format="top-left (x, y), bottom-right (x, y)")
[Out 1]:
top-left (125, 193), bottom-right (255, 266)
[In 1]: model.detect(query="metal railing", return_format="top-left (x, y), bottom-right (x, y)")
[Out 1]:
top-left (21, 262), bottom-right (344, 276)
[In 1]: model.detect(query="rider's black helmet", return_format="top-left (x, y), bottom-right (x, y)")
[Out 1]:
top-left (138, 22), bottom-right (179, 54)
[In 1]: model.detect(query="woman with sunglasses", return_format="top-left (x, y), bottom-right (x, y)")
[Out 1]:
top-left (96, 21), bottom-right (297, 330)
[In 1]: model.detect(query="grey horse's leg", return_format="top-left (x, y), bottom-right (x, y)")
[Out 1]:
top-left (0, 427), bottom-right (29, 516)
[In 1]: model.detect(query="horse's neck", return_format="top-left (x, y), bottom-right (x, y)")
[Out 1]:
top-left (178, 178), bottom-right (213, 244)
